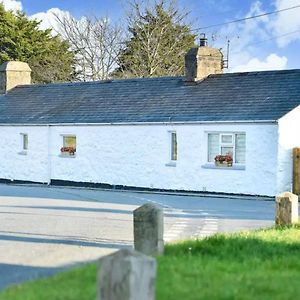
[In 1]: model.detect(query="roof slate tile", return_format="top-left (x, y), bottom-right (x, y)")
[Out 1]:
top-left (0, 70), bottom-right (299, 124)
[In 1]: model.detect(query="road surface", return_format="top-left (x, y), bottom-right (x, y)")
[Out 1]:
top-left (0, 184), bottom-right (275, 290)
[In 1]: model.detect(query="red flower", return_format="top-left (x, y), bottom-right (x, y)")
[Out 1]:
top-left (214, 154), bottom-right (233, 163)
top-left (61, 147), bottom-right (76, 155)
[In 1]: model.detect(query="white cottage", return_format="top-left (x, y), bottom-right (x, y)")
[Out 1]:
top-left (0, 44), bottom-right (299, 197)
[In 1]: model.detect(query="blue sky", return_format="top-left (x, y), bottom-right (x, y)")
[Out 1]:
top-left (3, 0), bottom-right (300, 72)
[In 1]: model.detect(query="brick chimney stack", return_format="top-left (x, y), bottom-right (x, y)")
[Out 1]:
top-left (0, 61), bottom-right (31, 94)
top-left (185, 37), bottom-right (223, 82)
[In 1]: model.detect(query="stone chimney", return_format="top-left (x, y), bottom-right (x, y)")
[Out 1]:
top-left (0, 61), bottom-right (31, 94)
top-left (185, 38), bottom-right (223, 82)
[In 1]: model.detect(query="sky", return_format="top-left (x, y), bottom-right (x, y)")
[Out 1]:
top-left (2, 0), bottom-right (300, 72)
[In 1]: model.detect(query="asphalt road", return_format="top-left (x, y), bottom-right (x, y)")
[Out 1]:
top-left (0, 184), bottom-right (276, 291)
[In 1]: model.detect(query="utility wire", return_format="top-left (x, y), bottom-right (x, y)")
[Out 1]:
top-left (192, 4), bottom-right (300, 31)
top-left (230, 29), bottom-right (300, 55)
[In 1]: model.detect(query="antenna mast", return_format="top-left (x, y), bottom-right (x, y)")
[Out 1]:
top-left (222, 39), bottom-right (230, 69)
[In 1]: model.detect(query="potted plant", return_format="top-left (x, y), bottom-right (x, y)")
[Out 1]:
top-left (214, 154), bottom-right (233, 167)
top-left (60, 146), bottom-right (76, 156)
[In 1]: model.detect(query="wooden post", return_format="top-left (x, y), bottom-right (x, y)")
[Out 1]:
top-left (293, 148), bottom-right (300, 195)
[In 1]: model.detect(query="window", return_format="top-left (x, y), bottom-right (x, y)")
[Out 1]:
top-left (20, 133), bottom-right (28, 151)
top-left (170, 131), bottom-right (177, 161)
top-left (61, 135), bottom-right (76, 156)
top-left (208, 133), bottom-right (246, 164)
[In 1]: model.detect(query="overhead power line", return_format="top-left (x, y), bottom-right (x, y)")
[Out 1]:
top-left (245, 29), bottom-right (300, 46)
top-left (230, 29), bottom-right (300, 55)
top-left (192, 4), bottom-right (300, 31)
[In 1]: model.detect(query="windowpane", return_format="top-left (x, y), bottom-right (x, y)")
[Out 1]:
top-left (208, 132), bottom-right (246, 164)
top-left (208, 134), bottom-right (219, 162)
top-left (171, 132), bottom-right (177, 161)
top-left (22, 134), bottom-right (28, 150)
top-left (63, 136), bottom-right (76, 148)
top-left (221, 134), bottom-right (233, 144)
top-left (221, 147), bottom-right (233, 156)
top-left (235, 134), bottom-right (246, 163)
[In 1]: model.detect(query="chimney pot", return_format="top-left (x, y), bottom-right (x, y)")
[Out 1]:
top-left (199, 33), bottom-right (208, 47)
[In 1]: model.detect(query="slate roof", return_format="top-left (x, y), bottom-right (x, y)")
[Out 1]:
top-left (0, 69), bottom-right (299, 124)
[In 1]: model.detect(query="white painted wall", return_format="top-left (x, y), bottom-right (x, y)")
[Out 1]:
top-left (0, 123), bottom-right (279, 196)
top-left (0, 126), bottom-right (49, 183)
top-left (277, 105), bottom-right (300, 194)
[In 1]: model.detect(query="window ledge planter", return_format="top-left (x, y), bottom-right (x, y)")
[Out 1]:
top-left (60, 147), bottom-right (76, 156)
top-left (214, 154), bottom-right (233, 167)
top-left (215, 161), bottom-right (233, 167)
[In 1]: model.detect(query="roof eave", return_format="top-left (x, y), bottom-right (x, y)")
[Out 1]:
top-left (0, 120), bottom-right (278, 126)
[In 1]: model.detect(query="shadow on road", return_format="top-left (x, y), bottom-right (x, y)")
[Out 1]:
top-left (0, 233), bottom-right (132, 249)
top-left (0, 263), bottom-right (80, 291)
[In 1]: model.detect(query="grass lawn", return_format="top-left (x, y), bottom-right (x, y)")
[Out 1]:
top-left (1, 225), bottom-right (300, 300)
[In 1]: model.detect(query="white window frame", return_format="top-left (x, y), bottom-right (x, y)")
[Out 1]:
top-left (166, 131), bottom-right (177, 167)
top-left (60, 134), bottom-right (77, 157)
top-left (20, 133), bottom-right (28, 153)
top-left (207, 132), bottom-right (245, 165)
top-left (219, 133), bottom-right (235, 161)
top-left (170, 131), bottom-right (177, 162)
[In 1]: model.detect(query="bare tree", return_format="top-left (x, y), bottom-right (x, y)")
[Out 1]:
top-left (114, 0), bottom-right (196, 78)
top-left (54, 13), bottom-right (124, 81)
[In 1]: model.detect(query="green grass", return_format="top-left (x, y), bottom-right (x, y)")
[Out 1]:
top-left (2, 225), bottom-right (300, 300)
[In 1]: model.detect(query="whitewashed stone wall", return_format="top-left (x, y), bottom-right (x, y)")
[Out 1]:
top-left (0, 126), bottom-right (49, 183)
top-left (277, 105), bottom-right (300, 194)
top-left (0, 123), bottom-right (279, 196)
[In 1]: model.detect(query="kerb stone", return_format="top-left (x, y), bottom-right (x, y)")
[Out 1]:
top-left (275, 192), bottom-right (298, 225)
top-left (97, 248), bottom-right (156, 300)
top-left (133, 203), bottom-right (164, 256)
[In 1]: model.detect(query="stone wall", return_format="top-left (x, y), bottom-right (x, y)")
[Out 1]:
top-left (185, 46), bottom-right (223, 81)
top-left (277, 105), bottom-right (300, 193)
top-left (0, 122), bottom-right (279, 196)
top-left (0, 61), bottom-right (31, 94)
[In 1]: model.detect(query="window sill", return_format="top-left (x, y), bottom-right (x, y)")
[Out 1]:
top-left (18, 151), bottom-right (28, 156)
top-left (201, 164), bottom-right (245, 170)
top-left (59, 154), bottom-right (76, 158)
top-left (165, 161), bottom-right (176, 167)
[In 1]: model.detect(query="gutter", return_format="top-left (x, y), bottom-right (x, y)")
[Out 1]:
top-left (0, 120), bottom-right (278, 126)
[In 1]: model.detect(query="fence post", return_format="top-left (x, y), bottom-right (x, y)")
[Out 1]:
top-left (133, 203), bottom-right (164, 256)
top-left (275, 192), bottom-right (298, 225)
top-left (293, 147), bottom-right (300, 195)
top-left (97, 248), bottom-right (156, 300)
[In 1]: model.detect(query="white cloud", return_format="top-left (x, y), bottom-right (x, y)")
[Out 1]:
top-left (211, 1), bottom-right (273, 72)
top-left (30, 8), bottom-right (70, 33)
top-left (210, 1), bottom-right (296, 72)
top-left (232, 54), bottom-right (288, 72)
top-left (270, 0), bottom-right (300, 47)
top-left (0, 0), bottom-right (22, 12)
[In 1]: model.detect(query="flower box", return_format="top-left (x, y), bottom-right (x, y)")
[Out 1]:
top-left (215, 161), bottom-right (233, 167)
top-left (214, 154), bottom-right (233, 167)
top-left (60, 146), bottom-right (76, 155)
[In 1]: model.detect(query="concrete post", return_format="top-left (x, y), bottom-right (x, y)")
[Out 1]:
top-left (133, 203), bottom-right (164, 256)
top-left (97, 248), bottom-right (156, 300)
top-left (275, 192), bottom-right (299, 225)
